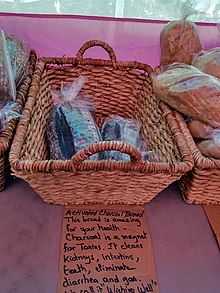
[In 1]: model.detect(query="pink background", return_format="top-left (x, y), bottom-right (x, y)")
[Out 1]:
top-left (0, 13), bottom-right (219, 69)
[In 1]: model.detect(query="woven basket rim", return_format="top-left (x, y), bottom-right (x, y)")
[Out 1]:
top-left (40, 57), bottom-right (154, 75)
top-left (0, 50), bottom-right (37, 153)
top-left (40, 39), bottom-right (153, 74)
top-left (10, 157), bottom-right (193, 174)
top-left (9, 41), bottom-right (194, 174)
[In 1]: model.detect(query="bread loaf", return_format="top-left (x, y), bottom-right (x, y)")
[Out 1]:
top-left (0, 30), bottom-right (31, 102)
top-left (100, 115), bottom-right (143, 161)
top-left (196, 139), bottom-right (220, 159)
top-left (47, 101), bottom-right (102, 160)
top-left (63, 101), bottom-right (102, 160)
top-left (160, 20), bottom-right (202, 67)
top-left (0, 101), bottom-right (21, 132)
top-left (192, 48), bottom-right (220, 79)
top-left (153, 64), bottom-right (220, 128)
top-left (187, 119), bottom-right (214, 139)
top-left (47, 105), bottom-right (75, 160)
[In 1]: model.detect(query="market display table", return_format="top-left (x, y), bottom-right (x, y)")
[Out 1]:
top-left (0, 177), bottom-right (219, 293)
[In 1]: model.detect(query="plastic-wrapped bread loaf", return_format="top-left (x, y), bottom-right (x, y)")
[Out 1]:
top-left (192, 48), bottom-right (220, 79)
top-left (62, 101), bottom-right (102, 160)
top-left (47, 77), bottom-right (102, 160)
top-left (153, 63), bottom-right (220, 128)
top-left (0, 29), bottom-right (31, 102)
top-left (187, 119), bottom-right (214, 139)
top-left (196, 139), bottom-right (220, 159)
top-left (160, 19), bottom-right (202, 67)
top-left (0, 101), bottom-right (22, 132)
top-left (100, 115), bottom-right (144, 161)
top-left (0, 29), bottom-right (16, 102)
top-left (47, 100), bottom-right (102, 160)
top-left (5, 33), bottom-right (31, 85)
top-left (47, 105), bottom-right (75, 160)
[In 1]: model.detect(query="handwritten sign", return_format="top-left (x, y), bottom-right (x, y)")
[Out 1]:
top-left (57, 205), bottom-right (159, 293)
top-left (203, 205), bottom-right (220, 247)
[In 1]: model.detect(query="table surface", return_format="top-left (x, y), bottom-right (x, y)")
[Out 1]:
top-left (0, 176), bottom-right (219, 293)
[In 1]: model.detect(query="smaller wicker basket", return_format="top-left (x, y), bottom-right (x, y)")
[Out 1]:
top-left (9, 40), bottom-right (194, 205)
top-left (0, 50), bottom-right (37, 191)
top-left (177, 113), bottom-right (220, 204)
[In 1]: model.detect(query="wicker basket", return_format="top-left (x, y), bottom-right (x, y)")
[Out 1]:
top-left (9, 40), bottom-right (194, 205)
top-left (0, 50), bottom-right (37, 191)
top-left (177, 114), bottom-right (220, 205)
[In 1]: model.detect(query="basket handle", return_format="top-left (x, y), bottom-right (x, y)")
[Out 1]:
top-left (71, 141), bottom-right (143, 165)
top-left (75, 40), bottom-right (117, 64)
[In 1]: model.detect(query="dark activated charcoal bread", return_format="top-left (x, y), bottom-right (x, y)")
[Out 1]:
top-left (47, 105), bottom-right (75, 160)
top-left (47, 100), bottom-right (102, 160)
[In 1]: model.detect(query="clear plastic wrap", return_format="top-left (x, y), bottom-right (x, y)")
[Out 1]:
top-left (47, 77), bottom-right (102, 160)
top-left (160, 1), bottom-right (202, 67)
top-left (46, 105), bottom-right (75, 160)
top-left (1, 0), bottom-right (218, 22)
top-left (5, 32), bottom-right (31, 86)
top-left (187, 119), bottom-right (215, 139)
top-left (153, 63), bottom-right (220, 128)
top-left (192, 48), bottom-right (220, 79)
top-left (61, 100), bottom-right (102, 160)
top-left (0, 29), bottom-right (31, 102)
top-left (0, 29), bottom-right (16, 102)
top-left (196, 138), bottom-right (220, 159)
top-left (0, 101), bottom-right (22, 132)
top-left (100, 115), bottom-right (148, 161)
top-left (50, 76), bottom-right (87, 105)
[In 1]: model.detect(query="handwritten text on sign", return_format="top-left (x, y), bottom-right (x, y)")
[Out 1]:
top-left (57, 205), bottom-right (159, 293)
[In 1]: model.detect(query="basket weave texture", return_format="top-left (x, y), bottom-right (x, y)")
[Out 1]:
top-left (0, 50), bottom-right (37, 191)
top-left (9, 40), bottom-right (193, 205)
top-left (177, 114), bottom-right (220, 204)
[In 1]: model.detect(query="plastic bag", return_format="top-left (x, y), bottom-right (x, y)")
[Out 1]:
top-left (187, 119), bottom-right (215, 139)
top-left (50, 76), bottom-right (87, 105)
top-left (196, 138), bottom-right (220, 159)
top-left (5, 32), bottom-right (31, 86)
top-left (192, 48), bottom-right (220, 79)
top-left (100, 115), bottom-right (148, 161)
top-left (160, 1), bottom-right (202, 67)
top-left (61, 100), bottom-right (102, 160)
top-left (0, 101), bottom-right (22, 132)
top-left (153, 63), bottom-right (220, 128)
top-left (0, 29), bottom-right (16, 102)
top-left (46, 105), bottom-right (75, 160)
top-left (196, 126), bottom-right (220, 159)
top-left (47, 77), bottom-right (102, 160)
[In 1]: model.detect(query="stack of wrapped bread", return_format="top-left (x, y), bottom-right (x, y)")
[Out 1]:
top-left (153, 16), bottom-right (220, 159)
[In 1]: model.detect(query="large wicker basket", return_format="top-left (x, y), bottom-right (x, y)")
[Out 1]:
top-left (177, 114), bottom-right (220, 204)
top-left (9, 40), bottom-right (194, 205)
top-left (0, 50), bottom-right (37, 191)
